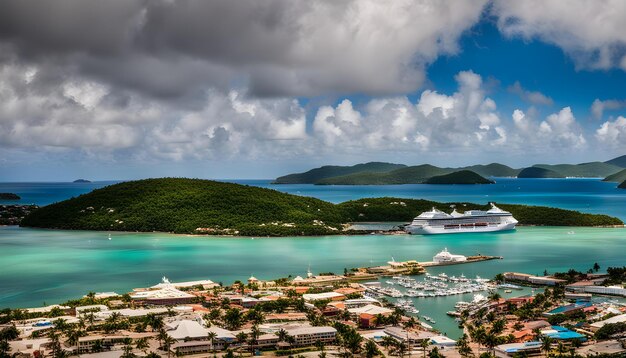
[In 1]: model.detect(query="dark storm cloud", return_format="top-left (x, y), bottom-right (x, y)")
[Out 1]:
top-left (0, 0), bottom-right (488, 98)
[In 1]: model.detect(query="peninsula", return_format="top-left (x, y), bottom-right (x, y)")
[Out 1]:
top-left (20, 178), bottom-right (623, 236)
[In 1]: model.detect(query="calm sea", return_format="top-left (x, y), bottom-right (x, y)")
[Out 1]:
top-left (1, 178), bottom-right (625, 337)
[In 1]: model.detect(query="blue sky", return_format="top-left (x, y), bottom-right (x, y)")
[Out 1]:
top-left (1, 1), bottom-right (626, 181)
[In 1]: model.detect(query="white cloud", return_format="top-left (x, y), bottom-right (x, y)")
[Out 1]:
top-left (596, 116), bottom-right (626, 147)
top-left (591, 98), bottom-right (626, 119)
top-left (493, 0), bottom-right (626, 71)
top-left (508, 81), bottom-right (553, 106)
top-left (510, 107), bottom-right (587, 150)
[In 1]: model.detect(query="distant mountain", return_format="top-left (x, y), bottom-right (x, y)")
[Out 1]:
top-left (272, 162), bottom-right (406, 184)
top-left (517, 167), bottom-right (564, 178)
top-left (619, 181), bottom-right (626, 189)
top-left (605, 155), bottom-right (626, 168)
top-left (73, 179), bottom-right (91, 183)
top-left (424, 170), bottom-right (494, 184)
top-left (603, 169), bottom-right (626, 183)
top-left (461, 163), bottom-right (520, 177)
top-left (317, 164), bottom-right (451, 185)
top-left (274, 156), bottom-right (625, 185)
top-left (532, 162), bottom-right (621, 178)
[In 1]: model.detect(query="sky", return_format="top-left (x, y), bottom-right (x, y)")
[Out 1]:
top-left (1, 0), bottom-right (626, 181)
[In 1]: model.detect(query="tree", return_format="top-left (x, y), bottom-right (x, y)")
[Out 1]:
top-left (275, 328), bottom-right (289, 343)
top-left (593, 262), bottom-right (600, 272)
top-left (421, 339), bottom-right (431, 358)
top-left (365, 339), bottom-right (381, 358)
top-left (161, 335), bottom-right (177, 358)
top-left (135, 337), bottom-right (149, 354)
top-left (456, 334), bottom-right (474, 357)
top-left (145, 352), bottom-right (161, 358)
top-left (207, 331), bottom-right (218, 353)
top-left (428, 346), bottom-right (445, 358)
top-left (66, 328), bottom-right (86, 354)
top-left (541, 336), bottom-right (553, 357)
top-left (121, 344), bottom-right (137, 358)
top-left (224, 308), bottom-right (243, 330)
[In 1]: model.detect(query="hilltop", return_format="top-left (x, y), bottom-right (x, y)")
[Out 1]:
top-left (0, 193), bottom-right (20, 200)
top-left (424, 170), bottom-right (494, 184)
top-left (603, 168), bottom-right (626, 183)
top-left (272, 162), bottom-right (406, 184)
top-left (274, 155), bottom-right (626, 184)
top-left (20, 178), bottom-right (346, 236)
top-left (20, 178), bottom-right (623, 235)
top-left (619, 181), bottom-right (626, 189)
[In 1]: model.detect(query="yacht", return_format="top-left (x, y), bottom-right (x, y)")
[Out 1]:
top-left (405, 203), bottom-right (518, 235)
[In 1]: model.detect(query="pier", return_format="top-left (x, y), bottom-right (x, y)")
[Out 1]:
top-left (420, 254), bottom-right (503, 267)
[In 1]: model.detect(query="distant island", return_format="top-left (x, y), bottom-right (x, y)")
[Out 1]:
top-left (424, 170), bottom-right (494, 184)
top-left (273, 155), bottom-right (626, 185)
top-left (603, 168), bottom-right (626, 183)
top-left (73, 179), bottom-right (91, 183)
top-left (619, 180), bottom-right (626, 189)
top-left (0, 193), bottom-right (20, 200)
top-left (20, 178), bottom-right (623, 236)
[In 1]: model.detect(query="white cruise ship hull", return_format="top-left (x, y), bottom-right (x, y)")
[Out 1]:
top-left (406, 222), bottom-right (517, 235)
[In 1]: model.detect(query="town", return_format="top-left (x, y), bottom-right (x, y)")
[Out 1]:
top-left (2, 261), bottom-right (625, 358)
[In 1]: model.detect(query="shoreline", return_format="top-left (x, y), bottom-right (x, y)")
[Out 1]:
top-left (4, 223), bottom-right (625, 239)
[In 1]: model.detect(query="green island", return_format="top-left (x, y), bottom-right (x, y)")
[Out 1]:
top-left (274, 155), bottom-right (626, 184)
top-left (423, 170), bottom-right (494, 184)
top-left (19, 178), bottom-right (623, 236)
top-left (619, 180), bottom-right (626, 189)
top-left (0, 193), bottom-right (20, 200)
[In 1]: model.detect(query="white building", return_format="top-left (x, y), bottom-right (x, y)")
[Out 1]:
top-left (433, 248), bottom-right (467, 263)
top-left (302, 292), bottom-right (345, 302)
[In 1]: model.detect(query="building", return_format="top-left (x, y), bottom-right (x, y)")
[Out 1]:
top-left (433, 248), bottom-right (467, 263)
top-left (77, 332), bottom-right (156, 353)
top-left (167, 320), bottom-right (209, 341)
top-left (540, 326), bottom-right (587, 342)
top-left (286, 326), bottom-right (337, 346)
top-left (543, 302), bottom-right (591, 317)
top-left (302, 292), bottom-right (345, 302)
top-left (383, 327), bottom-right (434, 344)
top-left (590, 313), bottom-right (626, 331)
top-left (151, 277), bottom-right (219, 290)
top-left (581, 285), bottom-right (626, 297)
top-left (528, 276), bottom-right (566, 286)
top-left (430, 336), bottom-right (457, 348)
top-left (130, 286), bottom-right (195, 305)
top-left (494, 341), bottom-right (542, 358)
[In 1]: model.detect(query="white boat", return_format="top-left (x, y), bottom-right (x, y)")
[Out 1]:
top-left (405, 203), bottom-right (518, 235)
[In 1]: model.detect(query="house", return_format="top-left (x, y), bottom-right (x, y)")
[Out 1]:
top-left (494, 341), bottom-right (542, 358)
top-left (302, 292), bottom-right (345, 302)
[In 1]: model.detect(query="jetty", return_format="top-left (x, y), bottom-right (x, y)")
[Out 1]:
top-left (420, 254), bottom-right (503, 267)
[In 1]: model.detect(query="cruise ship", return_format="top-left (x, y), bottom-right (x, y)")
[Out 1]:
top-left (405, 203), bottom-right (518, 235)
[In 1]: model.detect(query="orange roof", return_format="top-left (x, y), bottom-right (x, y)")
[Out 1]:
top-left (334, 287), bottom-right (360, 295)
top-left (511, 329), bottom-right (533, 339)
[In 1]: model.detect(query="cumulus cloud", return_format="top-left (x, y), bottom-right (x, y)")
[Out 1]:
top-left (509, 107), bottom-right (586, 151)
top-left (591, 99), bottom-right (626, 119)
top-left (312, 70), bottom-right (508, 153)
top-left (508, 81), bottom-right (553, 106)
top-left (0, 0), bottom-right (488, 98)
top-left (493, 0), bottom-right (626, 71)
top-left (596, 116), bottom-right (626, 147)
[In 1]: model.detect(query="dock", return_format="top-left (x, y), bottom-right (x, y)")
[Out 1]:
top-left (420, 255), bottom-right (503, 267)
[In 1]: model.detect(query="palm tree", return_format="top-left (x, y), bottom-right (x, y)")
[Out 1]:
top-left (420, 339), bottom-right (430, 358)
top-left (224, 308), bottom-right (243, 330)
top-left (135, 337), bottom-right (149, 354)
top-left (275, 328), bottom-right (289, 343)
top-left (157, 329), bottom-right (169, 347)
top-left (556, 342), bottom-right (566, 357)
top-left (541, 336), bottom-right (553, 357)
top-left (364, 339), bottom-right (380, 358)
top-left (66, 328), bottom-right (86, 355)
top-left (456, 334), bottom-right (474, 357)
top-left (207, 331), bottom-right (218, 353)
top-left (161, 335), bottom-right (177, 358)
top-left (235, 331), bottom-right (247, 349)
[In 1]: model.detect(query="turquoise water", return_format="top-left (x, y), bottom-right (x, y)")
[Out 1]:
top-left (2, 178), bottom-right (625, 220)
top-left (1, 225), bottom-right (625, 337)
top-left (1, 178), bottom-right (625, 337)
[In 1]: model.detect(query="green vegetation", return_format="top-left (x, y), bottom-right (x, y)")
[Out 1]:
top-left (317, 164), bottom-right (451, 185)
top-left (461, 163), bottom-right (520, 177)
top-left (605, 154), bottom-right (626, 168)
top-left (272, 162), bottom-right (406, 184)
top-left (424, 170), bottom-right (494, 184)
top-left (595, 322), bottom-right (626, 340)
top-left (21, 178), bottom-right (347, 236)
top-left (0, 193), bottom-right (20, 200)
top-left (602, 168), bottom-right (626, 183)
top-left (517, 167), bottom-right (564, 178)
top-left (20, 179), bottom-right (623, 236)
top-left (338, 197), bottom-right (622, 226)
top-left (532, 162), bottom-right (622, 178)
top-left (619, 180), bottom-right (626, 189)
